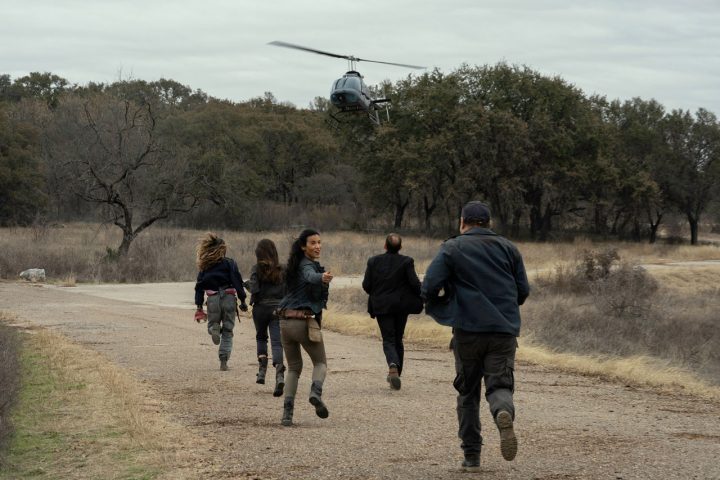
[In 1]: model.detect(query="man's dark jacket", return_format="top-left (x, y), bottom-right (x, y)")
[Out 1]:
top-left (421, 227), bottom-right (529, 336)
top-left (362, 252), bottom-right (422, 318)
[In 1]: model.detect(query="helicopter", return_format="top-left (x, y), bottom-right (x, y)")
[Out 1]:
top-left (268, 41), bottom-right (425, 125)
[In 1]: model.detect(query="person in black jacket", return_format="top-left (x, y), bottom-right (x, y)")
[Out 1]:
top-left (362, 233), bottom-right (422, 390)
top-left (245, 239), bottom-right (287, 396)
top-left (194, 233), bottom-right (248, 371)
top-left (422, 201), bottom-right (529, 471)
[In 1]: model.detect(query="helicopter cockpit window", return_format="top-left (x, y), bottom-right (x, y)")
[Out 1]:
top-left (344, 77), bottom-right (362, 90)
top-left (334, 76), bottom-right (362, 91)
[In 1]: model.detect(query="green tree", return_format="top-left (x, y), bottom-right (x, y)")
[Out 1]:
top-left (10, 72), bottom-right (69, 108)
top-left (0, 105), bottom-right (46, 225)
top-left (459, 64), bottom-right (600, 240)
top-left (663, 109), bottom-right (720, 245)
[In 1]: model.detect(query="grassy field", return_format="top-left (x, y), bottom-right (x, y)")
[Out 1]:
top-left (0, 313), bottom-right (197, 480)
top-left (328, 250), bottom-right (720, 392)
top-left (1, 223), bottom-right (719, 393)
top-left (2, 223), bottom-right (720, 283)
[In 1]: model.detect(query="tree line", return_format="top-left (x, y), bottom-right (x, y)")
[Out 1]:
top-left (1, 66), bottom-right (718, 256)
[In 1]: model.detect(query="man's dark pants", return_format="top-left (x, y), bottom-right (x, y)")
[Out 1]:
top-left (376, 313), bottom-right (408, 375)
top-left (452, 329), bottom-right (517, 455)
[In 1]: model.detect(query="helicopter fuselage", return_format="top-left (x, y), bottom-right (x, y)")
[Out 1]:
top-left (330, 71), bottom-right (374, 112)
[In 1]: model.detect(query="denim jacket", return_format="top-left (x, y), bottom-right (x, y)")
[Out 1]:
top-left (278, 257), bottom-right (329, 315)
top-left (421, 227), bottom-right (529, 336)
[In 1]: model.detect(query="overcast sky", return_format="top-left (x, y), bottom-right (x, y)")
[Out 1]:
top-left (4, 1), bottom-right (719, 114)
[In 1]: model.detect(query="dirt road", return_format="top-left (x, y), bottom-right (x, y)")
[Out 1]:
top-left (2, 281), bottom-right (719, 479)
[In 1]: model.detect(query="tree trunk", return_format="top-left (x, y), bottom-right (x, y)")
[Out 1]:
top-left (118, 230), bottom-right (135, 257)
top-left (688, 213), bottom-right (699, 245)
top-left (393, 196), bottom-right (409, 229)
top-left (648, 210), bottom-right (662, 244)
top-left (510, 210), bottom-right (522, 238)
top-left (423, 194), bottom-right (437, 232)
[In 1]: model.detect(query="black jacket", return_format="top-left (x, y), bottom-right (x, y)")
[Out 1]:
top-left (362, 252), bottom-right (421, 317)
top-left (194, 258), bottom-right (247, 307)
top-left (422, 227), bottom-right (529, 336)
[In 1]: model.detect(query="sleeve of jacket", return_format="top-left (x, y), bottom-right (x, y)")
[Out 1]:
top-left (361, 258), bottom-right (373, 294)
top-left (422, 244), bottom-right (452, 300)
top-left (512, 246), bottom-right (530, 305)
top-left (229, 259), bottom-right (247, 302)
top-left (194, 270), bottom-right (205, 307)
top-left (301, 262), bottom-right (324, 285)
top-left (405, 258), bottom-right (421, 295)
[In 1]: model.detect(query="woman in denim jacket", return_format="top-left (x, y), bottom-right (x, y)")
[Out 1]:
top-left (276, 228), bottom-right (333, 426)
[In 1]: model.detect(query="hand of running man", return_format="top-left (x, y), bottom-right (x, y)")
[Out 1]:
top-left (322, 271), bottom-right (333, 284)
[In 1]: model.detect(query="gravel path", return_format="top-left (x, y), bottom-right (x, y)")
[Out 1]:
top-left (2, 281), bottom-right (719, 479)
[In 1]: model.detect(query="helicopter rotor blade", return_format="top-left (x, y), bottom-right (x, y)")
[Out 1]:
top-left (355, 58), bottom-right (426, 70)
top-left (269, 41), bottom-right (426, 70)
top-left (268, 41), bottom-right (351, 61)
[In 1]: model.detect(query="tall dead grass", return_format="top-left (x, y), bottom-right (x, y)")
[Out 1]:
top-left (328, 247), bottom-right (720, 396)
top-left (2, 223), bottom-right (719, 283)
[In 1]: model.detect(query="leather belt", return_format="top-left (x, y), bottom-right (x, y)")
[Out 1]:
top-left (275, 308), bottom-right (315, 320)
top-left (206, 288), bottom-right (237, 296)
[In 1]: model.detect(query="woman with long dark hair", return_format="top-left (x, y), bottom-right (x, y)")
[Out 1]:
top-left (245, 239), bottom-right (286, 396)
top-left (194, 233), bottom-right (248, 371)
top-left (275, 228), bottom-right (333, 426)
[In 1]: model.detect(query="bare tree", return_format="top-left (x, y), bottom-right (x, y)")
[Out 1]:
top-left (47, 93), bottom-right (198, 256)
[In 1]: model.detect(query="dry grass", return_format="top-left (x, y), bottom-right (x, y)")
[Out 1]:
top-left (329, 247), bottom-right (720, 397)
top-left (648, 267), bottom-right (720, 296)
top-left (0, 312), bottom-right (200, 479)
top-left (1, 224), bottom-right (719, 283)
top-left (324, 309), bottom-right (720, 402)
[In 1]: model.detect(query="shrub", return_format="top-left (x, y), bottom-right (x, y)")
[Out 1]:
top-left (589, 262), bottom-right (658, 317)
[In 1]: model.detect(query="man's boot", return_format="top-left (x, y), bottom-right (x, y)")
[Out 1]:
top-left (496, 410), bottom-right (517, 461)
top-left (256, 356), bottom-right (268, 384)
top-left (387, 363), bottom-right (401, 390)
top-left (219, 355), bottom-right (228, 371)
top-left (273, 364), bottom-right (285, 397)
top-left (461, 452), bottom-right (480, 472)
top-left (308, 381), bottom-right (329, 419)
top-left (281, 397), bottom-right (294, 426)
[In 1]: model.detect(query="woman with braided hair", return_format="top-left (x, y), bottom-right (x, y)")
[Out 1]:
top-left (194, 233), bottom-right (248, 371)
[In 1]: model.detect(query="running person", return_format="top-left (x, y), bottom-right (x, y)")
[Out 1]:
top-left (194, 233), bottom-right (248, 371)
top-left (245, 239), bottom-right (287, 396)
top-left (276, 229), bottom-right (333, 426)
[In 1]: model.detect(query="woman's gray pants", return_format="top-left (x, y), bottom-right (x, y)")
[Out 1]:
top-left (206, 290), bottom-right (236, 360)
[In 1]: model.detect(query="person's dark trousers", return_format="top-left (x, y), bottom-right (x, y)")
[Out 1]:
top-left (252, 304), bottom-right (284, 366)
top-left (452, 329), bottom-right (517, 456)
top-left (376, 313), bottom-right (408, 375)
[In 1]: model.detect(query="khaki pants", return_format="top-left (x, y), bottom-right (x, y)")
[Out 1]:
top-left (280, 318), bottom-right (327, 398)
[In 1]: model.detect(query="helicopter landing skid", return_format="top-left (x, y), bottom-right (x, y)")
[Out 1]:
top-left (328, 108), bottom-right (387, 128)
